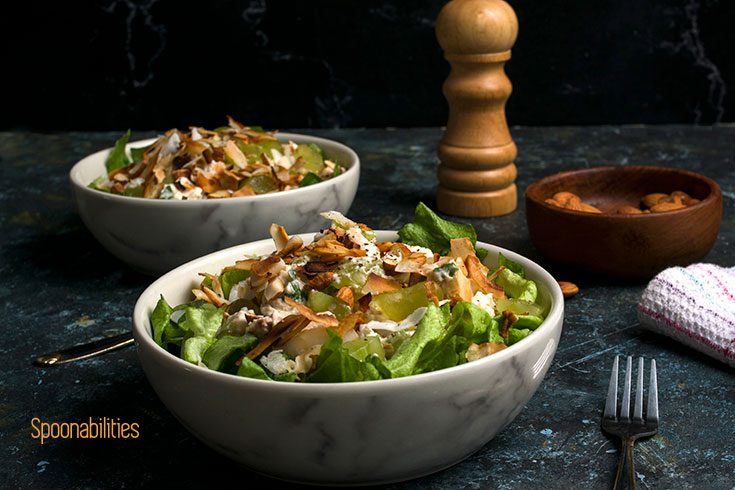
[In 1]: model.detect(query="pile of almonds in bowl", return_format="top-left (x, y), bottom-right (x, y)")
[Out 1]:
top-left (544, 190), bottom-right (700, 215)
top-left (544, 192), bottom-right (602, 213)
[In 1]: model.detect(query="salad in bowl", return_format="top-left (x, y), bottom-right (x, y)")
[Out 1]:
top-left (150, 203), bottom-right (548, 382)
top-left (88, 116), bottom-right (344, 199)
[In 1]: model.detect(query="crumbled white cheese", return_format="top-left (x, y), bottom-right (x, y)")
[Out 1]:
top-left (346, 226), bottom-right (380, 258)
top-left (160, 132), bottom-right (181, 157)
top-left (471, 291), bottom-right (496, 315)
top-left (260, 350), bottom-right (295, 375)
top-left (218, 308), bottom-right (256, 336)
top-left (320, 211), bottom-right (357, 228)
top-left (260, 299), bottom-right (298, 325)
top-left (228, 279), bottom-right (250, 302)
top-left (405, 244), bottom-right (435, 261)
top-left (362, 307), bottom-right (427, 333)
top-left (160, 182), bottom-right (204, 200)
top-left (348, 256), bottom-right (389, 279)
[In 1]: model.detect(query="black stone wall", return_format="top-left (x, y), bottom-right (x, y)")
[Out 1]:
top-left (2, 0), bottom-right (733, 130)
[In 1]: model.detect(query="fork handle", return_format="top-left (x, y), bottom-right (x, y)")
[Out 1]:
top-left (626, 438), bottom-right (637, 489)
top-left (613, 437), bottom-right (636, 490)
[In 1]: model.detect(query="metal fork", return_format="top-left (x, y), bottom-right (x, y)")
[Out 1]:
top-left (601, 356), bottom-right (659, 489)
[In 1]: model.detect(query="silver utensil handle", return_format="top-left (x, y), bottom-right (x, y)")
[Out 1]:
top-left (33, 332), bottom-right (134, 366)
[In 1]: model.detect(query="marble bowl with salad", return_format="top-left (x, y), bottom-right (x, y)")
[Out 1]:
top-left (132, 204), bottom-right (564, 485)
top-left (69, 117), bottom-right (359, 274)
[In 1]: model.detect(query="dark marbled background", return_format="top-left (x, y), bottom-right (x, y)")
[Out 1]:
top-left (3, 0), bottom-right (734, 130)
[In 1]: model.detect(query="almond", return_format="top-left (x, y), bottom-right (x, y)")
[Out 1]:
top-left (617, 205), bottom-right (643, 214)
top-left (642, 193), bottom-right (668, 208)
top-left (558, 281), bottom-right (579, 298)
top-left (579, 203), bottom-right (602, 213)
top-left (650, 201), bottom-right (686, 213)
top-left (553, 192), bottom-right (582, 206)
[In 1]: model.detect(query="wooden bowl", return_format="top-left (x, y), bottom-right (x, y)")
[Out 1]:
top-left (525, 166), bottom-right (722, 280)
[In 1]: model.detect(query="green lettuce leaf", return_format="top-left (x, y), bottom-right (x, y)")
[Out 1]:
top-left (448, 301), bottom-right (492, 343)
top-left (88, 176), bottom-right (109, 192)
top-left (415, 335), bottom-right (470, 374)
top-left (306, 331), bottom-right (382, 383)
top-left (488, 315), bottom-right (505, 344)
top-left (299, 172), bottom-right (322, 187)
top-left (381, 303), bottom-right (449, 378)
top-left (498, 252), bottom-right (525, 278)
top-left (130, 144), bottom-right (150, 163)
top-left (182, 336), bottom-right (213, 364)
top-left (177, 302), bottom-right (225, 338)
top-left (398, 202), bottom-right (487, 259)
top-left (219, 269), bottom-right (250, 299)
top-left (202, 334), bottom-right (258, 372)
top-left (507, 328), bottom-right (532, 345)
top-left (105, 130), bottom-right (132, 173)
top-left (271, 372), bottom-right (300, 382)
top-left (237, 358), bottom-right (271, 380)
top-left (150, 295), bottom-right (173, 347)
top-left (513, 314), bottom-right (544, 330)
top-left (495, 268), bottom-right (538, 302)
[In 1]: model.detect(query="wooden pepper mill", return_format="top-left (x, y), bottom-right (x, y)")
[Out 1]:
top-left (435, 0), bottom-right (519, 217)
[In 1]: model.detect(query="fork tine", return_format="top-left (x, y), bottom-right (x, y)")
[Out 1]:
top-left (604, 355), bottom-right (619, 419)
top-left (620, 356), bottom-right (632, 419)
top-left (647, 359), bottom-right (659, 422)
top-left (633, 357), bottom-right (644, 420)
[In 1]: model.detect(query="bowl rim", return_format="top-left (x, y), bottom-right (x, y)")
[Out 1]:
top-left (525, 165), bottom-right (722, 218)
top-left (69, 132), bottom-right (360, 207)
top-left (132, 230), bottom-right (565, 392)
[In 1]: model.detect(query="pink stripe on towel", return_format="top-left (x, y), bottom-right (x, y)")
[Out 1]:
top-left (638, 263), bottom-right (735, 368)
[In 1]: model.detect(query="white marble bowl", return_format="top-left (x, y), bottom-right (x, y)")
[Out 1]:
top-left (132, 232), bottom-right (564, 485)
top-left (69, 134), bottom-right (359, 275)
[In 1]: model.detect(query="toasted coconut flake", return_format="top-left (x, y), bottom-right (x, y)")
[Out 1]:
top-left (270, 224), bottom-right (289, 251)
top-left (194, 171), bottom-right (220, 193)
top-left (303, 262), bottom-right (331, 275)
top-left (278, 236), bottom-right (303, 257)
top-left (487, 265), bottom-right (506, 283)
top-left (362, 273), bottom-right (401, 295)
top-left (251, 256), bottom-right (285, 277)
top-left (335, 287), bottom-right (354, 308)
top-left (199, 272), bottom-right (224, 297)
top-left (424, 281), bottom-right (440, 306)
top-left (191, 288), bottom-right (210, 303)
top-left (202, 286), bottom-right (226, 307)
top-left (487, 281), bottom-right (506, 299)
top-left (273, 316), bottom-right (312, 349)
top-left (466, 342), bottom-right (507, 361)
top-left (305, 272), bottom-right (334, 291)
top-left (358, 293), bottom-right (372, 312)
top-left (333, 311), bottom-right (364, 337)
top-left (283, 297), bottom-right (340, 327)
top-left (233, 185), bottom-right (255, 197)
top-left (231, 259), bottom-right (258, 271)
top-left (300, 239), bottom-right (367, 262)
top-left (377, 242), bottom-right (396, 253)
top-left (208, 190), bottom-right (232, 199)
top-left (224, 140), bottom-right (248, 168)
top-left (466, 255), bottom-right (494, 294)
top-left (500, 310), bottom-right (518, 338)
top-left (244, 315), bottom-right (301, 361)
top-left (394, 252), bottom-right (428, 273)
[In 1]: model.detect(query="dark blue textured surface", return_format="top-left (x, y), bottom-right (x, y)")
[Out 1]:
top-left (1, 127), bottom-right (733, 489)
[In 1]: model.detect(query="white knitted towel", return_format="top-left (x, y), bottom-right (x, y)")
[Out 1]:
top-left (638, 263), bottom-right (735, 368)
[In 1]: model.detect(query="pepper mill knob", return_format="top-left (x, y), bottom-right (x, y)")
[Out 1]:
top-left (435, 0), bottom-right (519, 217)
